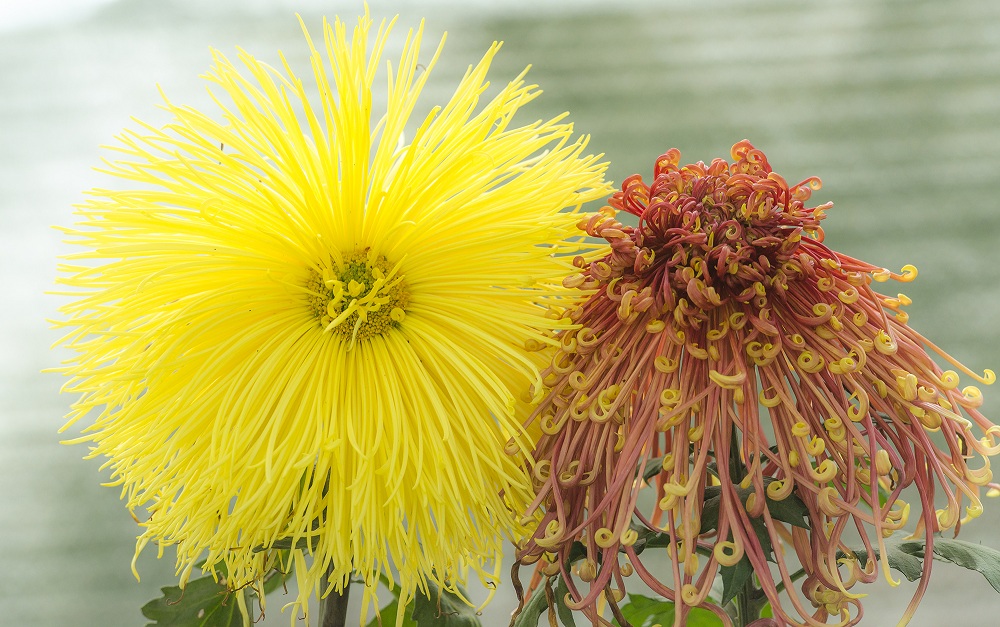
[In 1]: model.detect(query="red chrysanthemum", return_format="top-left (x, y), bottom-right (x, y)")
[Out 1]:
top-left (514, 141), bottom-right (999, 626)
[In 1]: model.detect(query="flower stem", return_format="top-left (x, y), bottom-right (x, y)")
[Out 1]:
top-left (735, 572), bottom-right (756, 627)
top-left (319, 566), bottom-right (351, 627)
top-left (729, 427), bottom-right (759, 627)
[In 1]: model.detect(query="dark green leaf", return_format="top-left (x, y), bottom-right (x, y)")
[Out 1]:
top-left (631, 529), bottom-right (722, 562)
top-left (748, 515), bottom-right (775, 562)
top-left (142, 575), bottom-right (242, 627)
top-left (924, 538), bottom-right (1000, 593)
top-left (761, 486), bottom-right (810, 530)
top-left (631, 527), bottom-right (665, 555)
top-left (254, 520), bottom-right (323, 553)
top-left (699, 481), bottom-right (808, 533)
top-left (260, 536), bottom-right (316, 551)
top-left (567, 541), bottom-right (588, 565)
top-left (553, 576), bottom-right (577, 627)
top-left (410, 580), bottom-right (481, 627)
top-left (510, 576), bottom-right (577, 627)
top-left (510, 583), bottom-right (549, 627)
top-left (719, 557), bottom-right (753, 606)
top-left (642, 457), bottom-right (665, 481)
top-left (699, 486), bottom-right (723, 533)
top-left (143, 554), bottom-right (293, 627)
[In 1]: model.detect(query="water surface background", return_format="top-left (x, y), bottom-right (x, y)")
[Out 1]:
top-left (3, 0), bottom-right (1000, 624)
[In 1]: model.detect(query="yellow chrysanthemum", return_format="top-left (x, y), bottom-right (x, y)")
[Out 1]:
top-left (54, 11), bottom-right (609, 623)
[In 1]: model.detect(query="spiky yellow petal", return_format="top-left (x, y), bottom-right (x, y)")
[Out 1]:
top-left (55, 11), bottom-right (609, 624)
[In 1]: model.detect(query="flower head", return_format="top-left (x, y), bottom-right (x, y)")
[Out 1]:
top-left (55, 12), bottom-right (608, 622)
top-left (516, 141), bottom-right (998, 626)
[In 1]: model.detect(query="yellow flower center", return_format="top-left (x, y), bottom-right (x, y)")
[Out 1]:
top-left (306, 251), bottom-right (409, 344)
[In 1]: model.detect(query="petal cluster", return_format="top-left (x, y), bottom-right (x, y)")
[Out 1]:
top-left (516, 141), bottom-right (998, 626)
top-left (55, 12), bottom-right (609, 623)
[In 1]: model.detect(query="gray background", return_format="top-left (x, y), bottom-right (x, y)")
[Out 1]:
top-left (3, 0), bottom-right (1000, 624)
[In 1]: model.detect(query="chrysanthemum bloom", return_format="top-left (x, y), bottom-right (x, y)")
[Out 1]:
top-left (515, 141), bottom-right (998, 626)
top-left (54, 11), bottom-right (609, 623)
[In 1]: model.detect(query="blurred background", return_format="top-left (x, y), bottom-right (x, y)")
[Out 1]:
top-left (3, 0), bottom-right (1000, 624)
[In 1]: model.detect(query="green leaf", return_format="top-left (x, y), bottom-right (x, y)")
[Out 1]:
top-left (142, 554), bottom-right (292, 627)
top-left (511, 582), bottom-right (549, 627)
top-left (696, 480), bottom-right (807, 569)
top-left (631, 526), bottom-right (670, 556)
top-left (685, 608), bottom-right (726, 626)
top-left (642, 456), bottom-right (811, 530)
top-left (410, 580), bottom-right (481, 627)
top-left (509, 576), bottom-right (578, 627)
top-left (699, 486), bottom-right (723, 533)
top-left (887, 541), bottom-right (929, 582)
top-left (553, 576), bottom-right (577, 627)
top-left (261, 536), bottom-right (317, 551)
top-left (761, 483), bottom-right (810, 530)
top-left (615, 593), bottom-right (674, 627)
top-left (567, 540), bottom-right (588, 565)
top-left (366, 597), bottom-right (418, 627)
top-left (642, 457), bottom-right (665, 481)
top-left (698, 481), bottom-right (808, 535)
top-left (844, 539), bottom-right (924, 582)
top-left (922, 538), bottom-right (1000, 593)
top-left (142, 575), bottom-right (242, 627)
top-left (748, 515), bottom-right (775, 562)
top-left (719, 557), bottom-right (753, 606)
top-left (846, 536), bottom-right (1000, 591)
top-left (613, 594), bottom-right (722, 627)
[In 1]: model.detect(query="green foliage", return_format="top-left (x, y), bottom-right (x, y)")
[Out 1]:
top-left (885, 540), bottom-right (924, 582)
top-left (925, 538), bottom-right (1000, 593)
top-left (642, 457), bottom-right (665, 482)
top-left (510, 581), bottom-right (549, 627)
top-left (718, 556), bottom-right (753, 607)
top-left (613, 594), bottom-right (723, 627)
top-left (143, 530), bottom-right (1000, 627)
top-left (699, 481), bottom-right (809, 534)
top-left (553, 576), bottom-right (578, 627)
top-left (848, 536), bottom-right (1000, 592)
top-left (142, 557), bottom-right (290, 627)
top-left (410, 579), bottom-right (482, 627)
top-left (616, 594), bottom-right (670, 627)
top-left (365, 578), bottom-right (488, 627)
top-left (698, 478), bottom-right (811, 605)
top-left (142, 575), bottom-right (244, 627)
top-left (510, 575), bottom-right (578, 627)
top-left (365, 598), bottom-right (418, 627)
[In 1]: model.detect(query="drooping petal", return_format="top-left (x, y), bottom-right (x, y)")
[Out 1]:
top-left (517, 141), bottom-right (996, 627)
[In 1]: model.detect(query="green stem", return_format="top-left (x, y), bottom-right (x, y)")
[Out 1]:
top-left (319, 566), bottom-right (351, 627)
top-left (729, 428), bottom-right (759, 627)
top-left (773, 567), bottom-right (807, 595)
top-left (735, 571), bottom-right (756, 627)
